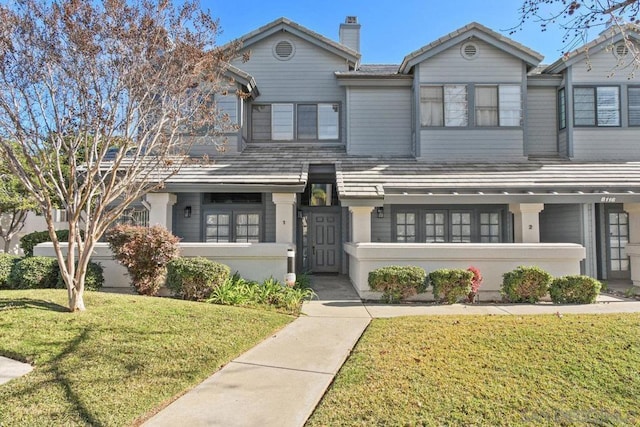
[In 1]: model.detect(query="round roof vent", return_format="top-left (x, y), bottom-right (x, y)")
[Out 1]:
top-left (461, 42), bottom-right (479, 60)
top-left (273, 40), bottom-right (295, 61)
top-left (614, 42), bottom-right (629, 58)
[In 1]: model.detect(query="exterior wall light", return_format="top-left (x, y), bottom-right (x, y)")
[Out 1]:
top-left (184, 206), bottom-right (192, 218)
top-left (376, 207), bottom-right (384, 218)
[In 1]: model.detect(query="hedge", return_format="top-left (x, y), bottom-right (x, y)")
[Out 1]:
top-left (368, 265), bottom-right (427, 303)
top-left (549, 275), bottom-right (601, 304)
top-left (501, 265), bottom-right (552, 303)
top-left (429, 268), bottom-right (474, 304)
top-left (166, 257), bottom-right (230, 301)
top-left (0, 253), bottom-right (21, 288)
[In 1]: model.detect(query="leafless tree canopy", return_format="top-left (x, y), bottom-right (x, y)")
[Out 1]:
top-left (512, 1), bottom-right (640, 69)
top-left (0, 0), bottom-right (238, 310)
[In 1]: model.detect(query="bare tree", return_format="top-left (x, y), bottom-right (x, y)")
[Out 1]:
top-left (0, 0), bottom-right (238, 311)
top-left (512, 1), bottom-right (640, 71)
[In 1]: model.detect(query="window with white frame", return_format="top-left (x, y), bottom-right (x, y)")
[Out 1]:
top-left (252, 103), bottom-right (339, 141)
top-left (629, 86), bottom-right (640, 126)
top-left (475, 85), bottom-right (522, 127)
top-left (573, 86), bottom-right (620, 127)
top-left (420, 85), bottom-right (468, 127)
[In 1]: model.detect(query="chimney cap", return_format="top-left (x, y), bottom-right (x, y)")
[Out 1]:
top-left (345, 16), bottom-right (358, 24)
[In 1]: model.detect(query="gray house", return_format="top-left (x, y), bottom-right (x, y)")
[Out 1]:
top-left (130, 17), bottom-right (640, 299)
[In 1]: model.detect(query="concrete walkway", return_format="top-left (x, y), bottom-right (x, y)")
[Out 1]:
top-left (0, 356), bottom-right (32, 386)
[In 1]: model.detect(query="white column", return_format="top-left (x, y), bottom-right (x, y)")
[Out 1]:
top-left (272, 193), bottom-right (296, 244)
top-left (349, 206), bottom-right (374, 243)
top-left (145, 193), bottom-right (177, 231)
top-left (509, 203), bottom-right (544, 243)
top-left (623, 203), bottom-right (640, 287)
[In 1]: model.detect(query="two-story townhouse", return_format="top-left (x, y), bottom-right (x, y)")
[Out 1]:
top-left (128, 17), bottom-right (640, 299)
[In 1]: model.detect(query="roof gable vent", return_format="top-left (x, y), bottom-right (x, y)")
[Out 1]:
top-left (461, 42), bottom-right (479, 60)
top-left (273, 40), bottom-right (295, 61)
top-left (614, 42), bottom-right (629, 58)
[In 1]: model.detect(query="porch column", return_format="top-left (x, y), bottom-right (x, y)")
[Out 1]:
top-left (349, 206), bottom-right (374, 243)
top-left (623, 203), bottom-right (640, 287)
top-left (145, 193), bottom-right (177, 231)
top-left (272, 193), bottom-right (296, 244)
top-left (509, 203), bottom-right (544, 243)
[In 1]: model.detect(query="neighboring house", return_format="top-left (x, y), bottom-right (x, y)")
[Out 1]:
top-left (42, 17), bottom-right (640, 298)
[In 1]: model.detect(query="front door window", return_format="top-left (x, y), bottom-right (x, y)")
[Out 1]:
top-left (608, 211), bottom-right (630, 275)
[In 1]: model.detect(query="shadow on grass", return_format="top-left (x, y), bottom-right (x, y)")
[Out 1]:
top-left (0, 297), bottom-right (69, 313)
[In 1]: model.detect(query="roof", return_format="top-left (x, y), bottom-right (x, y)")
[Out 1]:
top-left (223, 64), bottom-right (259, 98)
top-left (160, 146), bottom-right (640, 202)
top-left (545, 23), bottom-right (640, 73)
top-left (225, 17), bottom-right (360, 68)
top-left (399, 22), bottom-right (544, 73)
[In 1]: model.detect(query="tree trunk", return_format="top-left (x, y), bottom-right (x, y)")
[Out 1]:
top-left (68, 284), bottom-right (86, 312)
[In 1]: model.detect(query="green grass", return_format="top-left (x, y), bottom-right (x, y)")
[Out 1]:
top-left (0, 289), bottom-right (293, 426)
top-left (308, 314), bottom-right (640, 426)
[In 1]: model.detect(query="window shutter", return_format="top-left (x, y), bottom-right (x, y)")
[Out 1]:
top-left (444, 85), bottom-right (468, 127)
top-left (271, 104), bottom-right (294, 140)
top-left (629, 87), bottom-right (640, 126)
top-left (318, 103), bottom-right (339, 139)
top-left (596, 87), bottom-right (620, 126)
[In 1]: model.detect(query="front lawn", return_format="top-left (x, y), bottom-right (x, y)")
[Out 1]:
top-left (308, 314), bottom-right (640, 426)
top-left (0, 289), bottom-right (292, 426)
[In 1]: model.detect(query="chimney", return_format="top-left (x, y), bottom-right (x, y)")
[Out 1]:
top-left (339, 16), bottom-right (360, 53)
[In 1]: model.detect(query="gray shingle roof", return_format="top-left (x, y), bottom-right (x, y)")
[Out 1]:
top-left (161, 145), bottom-right (640, 199)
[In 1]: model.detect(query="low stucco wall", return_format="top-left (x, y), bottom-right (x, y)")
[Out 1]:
top-left (345, 242), bottom-right (586, 301)
top-left (34, 242), bottom-right (291, 288)
top-left (626, 243), bottom-right (640, 288)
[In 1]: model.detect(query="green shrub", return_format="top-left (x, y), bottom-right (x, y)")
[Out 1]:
top-left (549, 275), bottom-right (602, 304)
top-left (429, 269), bottom-right (474, 304)
top-left (19, 229), bottom-right (80, 257)
top-left (501, 265), bottom-right (553, 303)
top-left (106, 224), bottom-right (180, 296)
top-left (166, 257), bottom-right (230, 301)
top-left (54, 261), bottom-right (104, 291)
top-left (368, 266), bottom-right (427, 303)
top-left (0, 254), bottom-right (20, 288)
top-left (9, 256), bottom-right (59, 289)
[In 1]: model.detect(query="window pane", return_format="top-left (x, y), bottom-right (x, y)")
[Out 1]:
top-left (499, 85), bottom-right (521, 126)
top-left (596, 87), bottom-right (620, 126)
top-left (235, 213), bottom-right (261, 242)
top-left (318, 104), bottom-right (339, 139)
top-left (629, 87), bottom-right (640, 126)
top-left (480, 211), bottom-right (501, 243)
top-left (420, 86), bottom-right (444, 126)
top-left (297, 104), bottom-right (317, 140)
top-left (558, 88), bottom-right (566, 129)
top-left (205, 214), bottom-right (230, 242)
top-left (251, 105), bottom-right (271, 140)
top-left (444, 85), bottom-right (468, 126)
top-left (425, 212), bottom-right (446, 243)
top-left (272, 104), bottom-right (294, 140)
top-left (451, 212), bottom-right (471, 243)
top-left (475, 86), bottom-right (498, 126)
top-left (396, 212), bottom-right (416, 242)
top-left (310, 184), bottom-right (332, 206)
top-left (574, 88), bottom-right (595, 126)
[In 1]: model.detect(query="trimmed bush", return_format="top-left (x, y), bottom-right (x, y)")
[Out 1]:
top-left (55, 261), bottom-right (105, 291)
top-left (467, 266), bottom-right (483, 303)
top-left (429, 268), bottom-right (474, 304)
top-left (20, 229), bottom-right (80, 257)
top-left (0, 254), bottom-right (20, 288)
top-left (106, 224), bottom-right (180, 296)
top-left (501, 265), bottom-right (552, 303)
top-left (368, 266), bottom-right (427, 303)
top-left (9, 256), bottom-right (59, 289)
top-left (166, 257), bottom-right (230, 301)
top-left (549, 275), bottom-right (602, 304)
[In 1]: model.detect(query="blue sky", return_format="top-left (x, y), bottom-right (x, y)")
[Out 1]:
top-left (202, 0), bottom-right (582, 65)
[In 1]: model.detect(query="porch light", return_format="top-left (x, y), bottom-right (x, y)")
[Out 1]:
top-left (184, 206), bottom-right (192, 218)
top-left (376, 207), bottom-right (384, 218)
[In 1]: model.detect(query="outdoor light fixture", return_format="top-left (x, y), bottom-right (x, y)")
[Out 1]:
top-left (376, 207), bottom-right (384, 218)
top-left (184, 206), bottom-right (192, 218)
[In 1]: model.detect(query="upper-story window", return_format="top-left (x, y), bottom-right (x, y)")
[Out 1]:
top-left (251, 103), bottom-right (339, 141)
top-left (420, 85), bottom-right (468, 127)
top-left (573, 86), bottom-right (620, 127)
top-left (475, 85), bottom-right (522, 127)
top-left (420, 84), bottom-right (521, 128)
top-left (558, 88), bottom-right (566, 130)
top-left (629, 87), bottom-right (640, 127)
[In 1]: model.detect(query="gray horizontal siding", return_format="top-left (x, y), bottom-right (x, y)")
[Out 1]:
top-left (347, 87), bottom-right (412, 156)
top-left (526, 87), bottom-right (558, 155)
top-left (371, 205), bottom-right (391, 242)
top-left (572, 129), bottom-right (640, 161)
top-left (231, 33), bottom-right (347, 102)
top-left (419, 39), bottom-right (523, 83)
top-left (419, 129), bottom-right (526, 161)
top-left (558, 131), bottom-right (568, 157)
top-left (571, 48), bottom-right (640, 82)
top-left (264, 193), bottom-right (276, 243)
top-left (173, 193), bottom-right (202, 242)
top-left (540, 203), bottom-right (583, 244)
